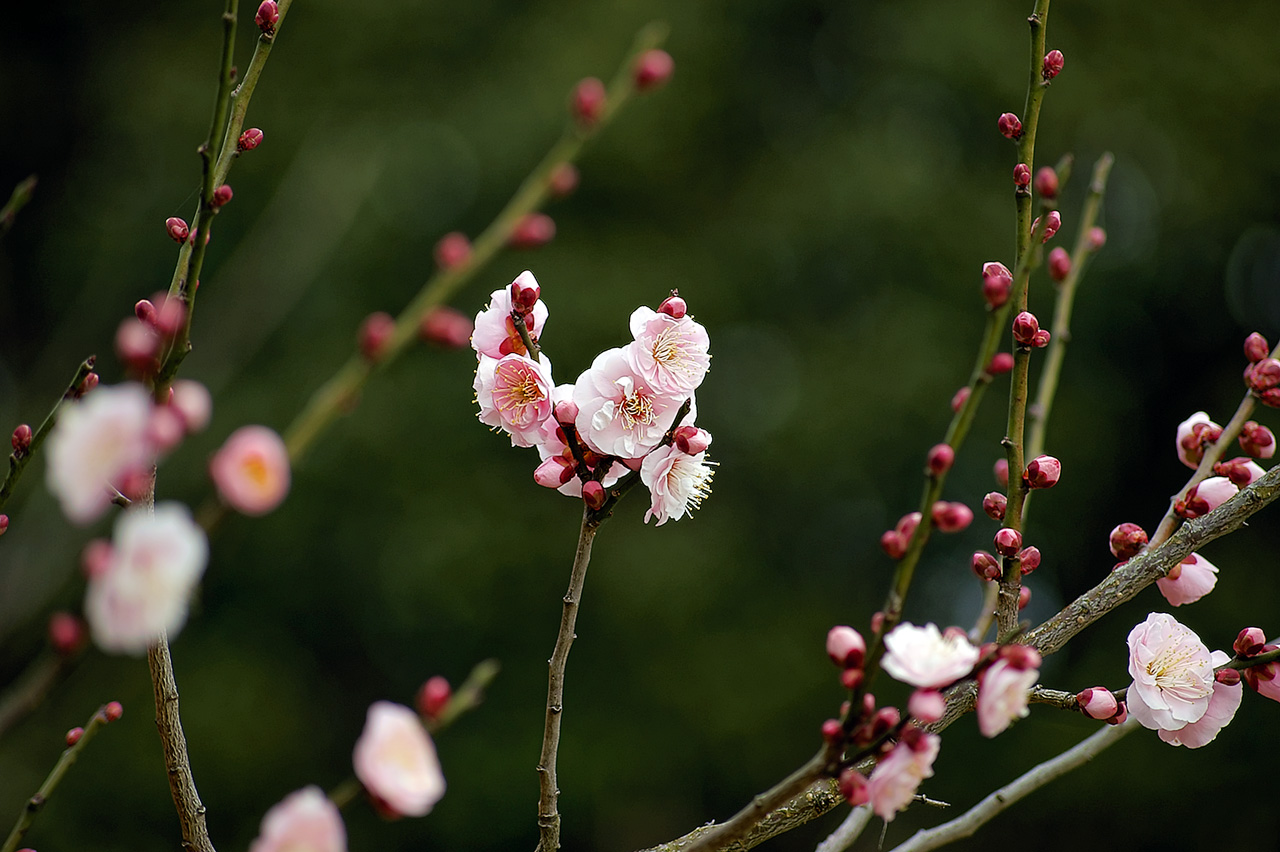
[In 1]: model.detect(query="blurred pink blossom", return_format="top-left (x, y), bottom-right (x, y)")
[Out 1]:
top-left (977, 658), bottom-right (1038, 737)
top-left (353, 702), bottom-right (445, 818)
top-left (867, 732), bottom-right (940, 821)
top-left (249, 786), bottom-right (346, 852)
top-left (210, 425), bottom-right (291, 515)
top-left (882, 623), bottom-right (979, 689)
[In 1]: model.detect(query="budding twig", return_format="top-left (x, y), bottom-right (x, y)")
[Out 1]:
top-left (0, 175), bottom-right (37, 237)
top-left (0, 356), bottom-right (96, 513)
top-left (148, 632), bottom-right (216, 852)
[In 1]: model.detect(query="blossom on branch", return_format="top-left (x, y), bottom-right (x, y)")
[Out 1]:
top-left (572, 348), bottom-right (685, 457)
top-left (1157, 651), bottom-right (1242, 748)
top-left (639, 441), bottom-right (715, 526)
top-left (210, 425), bottom-right (292, 515)
top-left (1156, 553), bottom-right (1219, 607)
top-left (626, 305), bottom-right (710, 394)
top-left (882, 622), bottom-right (980, 689)
top-left (475, 353), bottom-right (556, 448)
top-left (866, 730), bottom-right (940, 821)
top-left (249, 786), bottom-right (346, 852)
top-left (353, 701), bottom-right (446, 818)
top-left (1126, 613), bottom-right (1236, 747)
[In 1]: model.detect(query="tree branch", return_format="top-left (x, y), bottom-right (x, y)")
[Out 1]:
top-left (148, 633), bottom-right (215, 852)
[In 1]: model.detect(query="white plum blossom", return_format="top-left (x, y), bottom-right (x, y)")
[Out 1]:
top-left (84, 503), bottom-right (209, 655)
top-left (866, 733), bottom-right (940, 821)
top-left (882, 622), bottom-right (980, 689)
top-left (572, 348), bottom-right (685, 458)
top-left (249, 786), bottom-right (346, 852)
top-left (1126, 612), bottom-right (1216, 734)
top-left (474, 353), bottom-right (555, 447)
top-left (639, 442), bottom-right (715, 525)
top-left (626, 306), bottom-right (711, 394)
top-left (353, 702), bottom-right (446, 818)
top-left (471, 273), bottom-right (548, 360)
top-left (977, 658), bottom-right (1039, 737)
top-left (1156, 553), bottom-right (1218, 607)
top-left (46, 382), bottom-right (155, 524)
top-left (1158, 650), bottom-right (1242, 748)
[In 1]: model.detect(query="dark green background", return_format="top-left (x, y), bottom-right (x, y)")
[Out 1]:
top-left (2, 1), bottom-right (1279, 850)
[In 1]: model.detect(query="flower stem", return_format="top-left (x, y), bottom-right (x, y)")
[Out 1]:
top-left (0, 356), bottom-right (96, 512)
top-left (0, 175), bottom-right (37, 237)
top-left (148, 632), bottom-right (216, 852)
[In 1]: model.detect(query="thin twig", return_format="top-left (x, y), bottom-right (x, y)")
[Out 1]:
top-left (0, 175), bottom-right (37, 237)
top-left (0, 653), bottom-right (78, 740)
top-left (148, 632), bottom-right (215, 852)
top-left (813, 804), bottom-right (874, 852)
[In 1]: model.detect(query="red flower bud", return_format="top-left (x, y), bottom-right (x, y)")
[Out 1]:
top-left (419, 306), bottom-right (473, 349)
top-left (971, 550), bottom-right (1001, 581)
top-left (77, 372), bottom-right (100, 397)
top-left (433, 231), bottom-right (472, 270)
top-left (1042, 49), bottom-right (1065, 80)
top-left (1259, 387), bottom-right (1280, 408)
top-left (658, 294), bottom-right (688, 319)
top-left (1238, 420), bottom-right (1276, 459)
top-left (1048, 246), bottom-right (1071, 282)
top-left (1106, 701), bottom-right (1128, 725)
top-left (988, 352), bottom-right (1015, 375)
top-left (416, 676), bottom-right (452, 719)
top-left (1087, 227), bottom-right (1107, 251)
top-left (951, 386), bottom-right (971, 412)
top-left (48, 612), bottom-right (86, 656)
top-left (255, 0), bottom-right (279, 35)
top-left (211, 184), bottom-right (233, 208)
top-left (674, 426), bottom-right (711, 455)
top-left (994, 527), bottom-right (1022, 557)
top-left (508, 213), bottom-right (556, 249)
top-left (1246, 358), bottom-right (1280, 392)
top-left (838, 769), bottom-right (869, 806)
top-left (826, 625), bottom-right (866, 669)
top-left (997, 112), bottom-right (1023, 140)
top-left (1244, 332), bottom-right (1270, 364)
top-left (1215, 668), bottom-right (1241, 687)
top-left (822, 718), bottom-right (844, 742)
top-left (1033, 210), bottom-right (1062, 242)
top-left (931, 501), bottom-right (974, 533)
top-left (582, 480), bottom-right (606, 510)
top-left (1013, 163), bottom-right (1031, 188)
top-left (11, 423), bottom-right (32, 455)
top-left (237, 127), bottom-right (264, 151)
top-left (1034, 166), bottom-right (1058, 198)
top-left (1018, 585), bottom-right (1032, 610)
top-left (1109, 522), bottom-right (1148, 559)
top-left (358, 311), bottom-right (396, 362)
top-left (633, 49), bottom-right (675, 92)
top-left (1024, 454), bottom-right (1061, 488)
top-left (104, 701), bottom-right (124, 722)
top-left (548, 162), bottom-right (580, 198)
top-left (926, 443), bottom-right (955, 475)
top-left (982, 261), bottom-right (1013, 308)
top-left (165, 217), bottom-right (189, 243)
top-left (880, 530), bottom-right (907, 560)
top-left (510, 275), bottom-right (541, 315)
top-left (1235, 627), bottom-right (1266, 657)
top-left (1017, 546), bottom-right (1041, 575)
top-left (66, 727), bottom-right (84, 747)
top-left (1012, 311), bottom-right (1040, 346)
top-left (572, 77), bottom-right (607, 125)
top-left (982, 491), bottom-right (1007, 520)
top-left (993, 458), bottom-right (1009, 487)
top-left (1077, 687), bottom-right (1118, 720)
top-left (1031, 329), bottom-right (1051, 347)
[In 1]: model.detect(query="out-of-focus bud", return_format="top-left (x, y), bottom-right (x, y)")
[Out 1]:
top-left (839, 667), bottom-right (864, 690)
top-left (1034, 166), bottom-right (1059, 198)
top-left (211, 184), bottom-right (233, 208)
top-left (658, 294), bottom-right (688, 319)
top-left (999, 644), bottom-right (1042, 670)
top-left (908, 689), bottom-right (946, 724)
top-left (1238, 421), bottom-right (1276, 459)
top-left (826, 626), bottom-right (866, 669)
top-left (1042, 49), bottom-right (1065, 80)
top-left (1109, 522), bottom-right (1148, 559)
top-left (82, 539), bottom-right (113, 578)
top-left (11, 423), bottom-right (32, 455)
top-left (1048, 246), bottom-right (1071, 282)
top-left (103, 700), bottom-right (124, 722)
top-left (508, 213), bottom-right (556, 249)
top-left (48, 612), bottom-right (86, 656)
top-left (1017, 546), bottom-right (1041, 575)
top-left (1077, 687), bottom-right (1118, 721)
top-left (433, 232), bottom-right (472, 270)
top-left (971, 550), bottom-right (1001, 581)
top-left (419, 307), bottom-right (473, 349)
top-left (510, 272), bottom-right (541, 315)
top-left (1244, 332), bottom-right (1270, 363)
top-left (1018, 585), bottom-right (1032, 610)
top-left (1259, 387), bottom-right (1280, 408)
top-left (926, 443), bottom-right (955, 475)
top-left (988, 352), bottom-right (1015, 375)
top-left (932, 501), bottom-right (974, 533)
top-left (838, 769), bottom-right (870, 806)
top-left (1087, 227), bottom-right (1107, 251)
top-left (1215, 668), bottom-right (1241, 686)
top-left (634, 49), bottom-right (674, 92)
top-left (982, 261), bottom-right (1013, 308)
top-left (115, 318), bottom-right (161, 374)
top-left (237, 127), bottom-right (264, 151)
top-left (572, 77), bottom-right (607, 125)
top-left (582, 480), bottom-right (606, 510)
top-left (1012, 311), bottom-right (1040, 347)
top-left (1013, 163), bottom-right (1031, 188)
top-left (548, 162), bottom-right (579, 198)
top-left (994, 527), bottom-right (1022, 557)
top-left (895, 512), bottom-right (921, 541)
top-left (822, 718), bottom-right (844, 743)
top-left (66, 727), bottom-right (84, 747)
top-left (994, 458), bottom-right (1009, 487)
top-left (1246, 358), bottom-right (1280, 392)
top-left (135, 299), bottom-right (158, 327)
top-left (1033, 210), bottom-right (1061, 242)
top-left (153, 296), bottom-right (186, 338)
top-left (1024, 454), bottom-right (1061, 489)
top-left (358, 312), bottom-right (396, 362)
top-left (1235, 627), bottom-right (1266, 657)
top-left (982, 491), bottom-right (1007, 521)
top-left (255, 0), bottom-right (279, 34)
top-left (880, 530), bottom-right (906, 560)
top-left (165, 217), bottom-right (189, 243)
top-left (77, 372), bottom-right (100, 397)
top-left (997, 112), bottom-right (1023, 140)
top-left (674, 425), bottom-right (711, 455)
top-left (415, 676), bottom-right (452, 720)
top-left (950, 386), bottom-right (971, 413)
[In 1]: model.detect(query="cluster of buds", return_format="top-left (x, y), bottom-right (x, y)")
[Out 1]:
top-left (1242, 332), bottom-right (1280, 406)
top-left (117, 294), bottom-right (188, 375)
top-left (1239, 420), bottom-right (1276, 458)
top-left (1076, 687), bottom-right (1127, 724)
top-left (1012, 311), bottom-right (1051, 348)
top-left (880, 511), bottom-right (920, 560)
top-left (65, 701), bottom-right (124, 747)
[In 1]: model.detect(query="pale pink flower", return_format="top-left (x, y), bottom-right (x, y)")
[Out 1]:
top-left (1193, 476), bottom-right (1238, 513)
top-left (977, 659), bottom-right (1039, 737)
top-left (249, 786), bottom-right (346, 852)
top-left (1175, 411), bottom-right (1220, 468)
top-left (908, 689), bottom-right (946, 724)
top-left (210, 425), bottom-right (291, 516)
top-left (1243, 655), bottom-right (1280, 703)
top-left (882, 623), bottom-right (980, 689)
top-left (84, 503), bottom-right (209, 655)
top-left (170, 380), bottom-right (213, 433)
top-left (572, 348), bottom-right (685, 457)
top-left (1077, 687), bottom-right (1119, 721)
top-left (625, 306), bottom-right (711, 394)
top-left (639, 442), bottom-right (715, 526)
top-left (353, 702), bottom-right (445, 818)
top-left (46, 383), bottom-right (155, 524)
top-left (1158, 650), bottom-right (1242, 748)
top-left (1156, 553), bottom-right (1218, 607)
top-left (533, 386), bottom-right (624, 497)
top-left (474, 353), bottom-right (555, 448)
top-left (471, 273), bottom-right (548, 360)
top-left (866, 733), bottom-right (940, 821)
top-left (1127, 612), bottom-right (1215, 733)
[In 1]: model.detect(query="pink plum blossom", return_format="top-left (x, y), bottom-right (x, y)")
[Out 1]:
top-left (471, 273), bottom-right (548, 359)
top-left (1156, 553), bottom-right (1219, 607)
top-left (1077, 687), bottom-right (1119, 720)
top-left (1243, 652), bottom-right (1280, 703)
top-left (170, 380), bottom-right (213, 433)
top-left (249, 786), bottom-right (346, 852)
top-left (908, 689), bottom-right (946, 724)
top-left (1176, 411), bottom-right (1221, 468)
top-left (826, 626), bottom-right (866, 669)
top-left (533, 385), bottom-right (623, 497)
top-left (474, 353), bottom-right (555, 448)
top-left (84, 503), bottom-right (209, 655)
top-left (639, 442), bottom-right (715, 525)
top-left (572, 348), bottom-right (685, 457)
top-left (881, 623), bottom-right (980, 689)
top-left (353, 702), bottom-right (446, 818)
top-left (625, 306), bottom-right (711, 394)
top-left (210, 425), bottom-right (292, 515)
top-left (45, 383), bottom-right (155, 524)
top-left (866, 732), bottom-right (940, 821)
top-left (1126, 612), bottom-right (1215, 733)
top-left (977, 658), bottom-right (1039, 737)
top-left (1193, 476), bottom-right (1238, 513)
top-left (1157, 650), bottom-right (1242, 748)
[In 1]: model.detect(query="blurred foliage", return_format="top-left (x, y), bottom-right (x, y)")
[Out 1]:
top-left (2, 1), bottom-right (1280, 851)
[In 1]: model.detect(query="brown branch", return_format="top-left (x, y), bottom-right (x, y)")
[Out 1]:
top-left (148, 633), bottom-right (215, 852)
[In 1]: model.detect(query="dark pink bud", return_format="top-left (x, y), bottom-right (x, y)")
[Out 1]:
top-left (994, 527), bottom-right (1022, 557)
top-left (837, 769), bottom-right (869, 806)
top-left (433, 231), bottom-right (472, 270)
top-left (932, 501), bottom-right (974, 533)
top-left (549, 162), bottom-right (580, 198)
top-left (165, 217), bottom-right (189, 243)
top-left (997, 112), bottom-right (1023, 140)
top-left (1259, 387), bottom-right (1280, 408)
top-left (1018, 585), bottom-right (1032, 609)
top-left (822, 718), bottom-right (843, 743)
top-left (1235, 627), bottom-right (1266, 657)
top-left (1013, 163), bottom-right (1031, 188)
top-left (358, 311), bottom-right (396, 362)
top-left (1034, 166), bottom-right (1058, 198)
top-left (1048, 246), bottom-right (1071, 282)
top-left (1024, 454), bottom-right (1061, 488)
top-left (674, 426), bottom-right (712, 455)
top-left (554, 400), bottom-right (580, 425)
top-left (508, 213), bottom-right (556, 249)
top-left (11, 423), bottom-right (32, 455)
top-left (634, 49), bottom-right (675, 92)
top-left (950, 386), bottom-right (971, 413)
top-left (2, 514), bottom-right (13, 536)
top-left (839, 667), bottom-right (864, 690)
top-left (415, 676), bottom-right (451, 720)
top-left (826, 625), bottom-right (866, 669)
top-left (926, 443), bottom-right (955, 475)
top-left (988, 352), bottom-right (1015, 375)
top-left (895, 511), bottom-right (922, 541)
top-left (1042, 49), bottom-right (1065, 80)
top-left (1244, 332), bottom-right (1270, 363)
top-left (134, 299), bottom-right (158, 326)
top-left (994, 458), bottom-right (1009, 487)
top-left (1106, 701), bottom-right (1128, 725)
top-left (1031, 329), bottom-right (1051, 347)
top-left (115, 319), bottom-right (161, 374)
top-left (658, 294), bottom-right (688, 319)
top-left (255, 0), bottom-right (279, 34)
top-left (572, 77), bottom-right (607, 125)
top-left (1214, 456), bottom-right (1257, 488)
top-left (1247, 358), bottom-right (1280, 391)
top-left (880, 530), bottom-right (906, 560)
top-left (1087, 227), bottom-right (1107, 251)
top-left (982, 261), bottom-right (1013, 308)
top-left (237, 127), bottom-right (264, 151)
top-left (1077, 687), bottom-right (1118, 720)
top-left (104, 701), bottom-right (123, 722)
top-left (869, 707), bottom-right (901, 740)
top-left (48, 612), bottom-right (85, 655)
top-left (65, 727), bottom-right (84, 747)
top-left (1239, 422), bottom-right (1275, 460)
top-left (971, 551), bottom-right (1001, 581)
top-left (582, 480), bottom-right (606, 510)
top-left (419, 306), bottom-right (473, 349)
top-left (510, 276), bottom-right (541, 314)
top-left (1215, 668), bottom-right (1241, 687)
top-left (211, 184), bottom-right (233, 208)
top-left (1017, 546), bottom-right (1041, 575)
top-left (982, 492), bottom-right (1007, 521)
top-left (1039, 210), bottom-right (1061, 243)
top-left (77, 372), bottom-right (99, 397)
top-left (1012, 311), bottom-right (1040, 346)
top-left (1109, 523), bottom-right (1148, 559)
top-left (534, 456), bottom-right (575, 488)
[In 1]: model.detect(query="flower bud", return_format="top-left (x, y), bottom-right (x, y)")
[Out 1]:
top-left (971, 550), bottom-right (1001, 581)
top-left (135, 299), bottom-right (158, 327)
top-left (1235, 627), bottom-right (1266, 657)
top-left (66, 727), bottom-right (84, 747)
top-left (1048, 246), bottom-right (1071, 281)
top-left (237, 127), bottom-right (264, 151)
top-left (11, 423), bottom-right (32, 455)
top-left (1042, 49), bottom-right (1065, 80)
top-left (534, 456), bottom-right (575, 488)
top-left (840, 667), bottom-right (864, 690)
top-left (1104, 701), bottom-right (1128, 725)
top-left (826, 626), bottom-right (866, 669)
top-left (658, 294), bottom-right (688, 319)
top-left (1076, 687), bottom-right (1118, 720)
top-left (508, 213), bottom-right (556, 249)
top-left (674, 425), bottom-right (712, 455)
top-left (838, 769), bottom-right (870, 806)
top-left (1017, 546), bottom-right (1041, 575)
top-left (932, 501), bottom-right (974, 533)
top-left (633, 49), bottom-right (675, 91)
top-left (1259, 387), bottom-right (1280, 408)
top-left (77, 372), bottom-right (100, 397)
top-left (1215, 668), bottom-right (1242, 687)
top-left (165, 217), bottom-right (189, 243)
top-left (988, 352), bottom-right (1015, 375)
top-left (1108, 522), bottom-right (1148, 559)
top-left (419, 306), bottom-right (473, 349)
top-left (115, 318), bottom-right (161, 374)
top-left (950, 386), bottom-right (971, 412)
top-left (994, 527), bottom-right (1022, 557)
top-left (1031, 329), bottom-right (1051, 347)
top-left (982, 491), bottom-right (1007, 521)
top-left (1244, 332), bottom-right (1270, 363)
top-left (1087, 227), bottom-right (1107, 251)
top-left (1033, 210), bottom-right (1061, 242)
top-left (553, 401), bottom-right (580, 427)
top-left (548, 162), bottom-right (579, 198)
top-left (153, 296), bottom-right (186, 338)
top-left (582, 480), bottom-right (606, 510)
top-left (104, 700), bottom-right (124, 722)
top-left (822, 718), bottom-right (843, 742)
top-left (255, 0), bottom-right (279, 34)
top-left (1214, 456), bottom-right (1263, 488)
top-left (1034, 166), bottom-right (1058, 198)
top-left (880, 530), bottom-right (907, 560)
top-left (211, 184), bottom-right (233, 208)
top-left (868, 707), bottom-right (901, 741)
top-left (1013, 163), bottom-right (1031, 188)
top-left (358, 312), bottom-right (396, 362)
top-left (1246, 358), bottom-right (1280, 391)
top-left (1024, 454), bottom-right (1061, 489)
top-left (415, 676), bottom-right (451, 720)
top-left (1012, 311), bottom-right (1040, 346)
top-left (1018, 585), bottom-right (1032, 609)
top-left (895, 511), bottom-right (921, 541)
top-left (926, 443), bottom-right (954, 475)
top-left (908, 689), bottom-right (946, 724)
top-left (994, 458), bottom-right (1009, 487)
top-left (982, 261), bottom-right (1013, 308)
top-left (1238, 421), bottom-right (1275, 459)
top-left (572, 77), bottom-right (607, 125)
top-left (48, 612), bottom-right (86, 656)
top-left (510, 272), bottom-right (541, 315)
top-left (997, 112), bottom-right (1023, 140)
top-left (433, 231), bottom-right (472, 270)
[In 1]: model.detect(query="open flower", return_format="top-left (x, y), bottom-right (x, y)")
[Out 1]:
top-left (471, 273), bottom-right (548, 359)
top-left (353, 702), bottom-right (446, 818)
top-left (639, 442), bottom-right (715, 525)
top-left (977, 658), bottom-right (1039, 737)
top-left (572, 348), bottom-right (685, 457)
top-left (625, 306), bottom-right (711, 394)
top-left (1156, 553), bottom-right (1218, 607)
top-left (882, 623), bottom-right (980, 689)
top-left (474, 353), bottom-right (555, 447)
top-left (1158, 650), bottom-right (1242, 748)
top-left (210, 425), bottom-right (292, 515)
top-left (249, 787), bottom-right (346, 852)
top-left (1126, 612), bottom-right (1215, 733)
top-left (866, 732), bottom-right (940, 821)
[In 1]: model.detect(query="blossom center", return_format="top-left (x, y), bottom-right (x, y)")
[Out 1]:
top-left (1147, 641), bottom-right (1211, 698)
top-left (614, 377), bottom-right (657, 429)
top-left (493, 362), bottom-right (544, 420)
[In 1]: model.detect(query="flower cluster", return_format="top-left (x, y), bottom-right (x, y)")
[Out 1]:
top-left (472, 272), bottom-right (714, 523)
